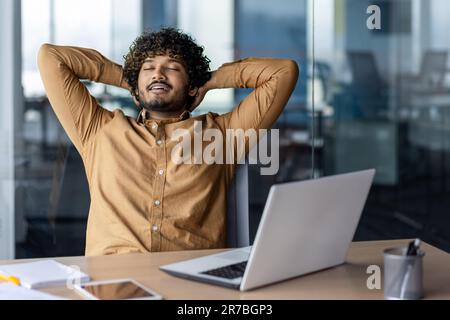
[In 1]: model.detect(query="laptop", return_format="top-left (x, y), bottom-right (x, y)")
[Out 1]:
top-left (160, 169), bottom-right (375, 291)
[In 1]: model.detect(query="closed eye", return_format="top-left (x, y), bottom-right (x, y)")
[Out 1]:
top-left (142, 67), bottom-right (178, 71)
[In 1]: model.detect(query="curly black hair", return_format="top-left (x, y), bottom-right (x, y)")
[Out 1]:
top-left (123, 27), bottom-right (211, 103)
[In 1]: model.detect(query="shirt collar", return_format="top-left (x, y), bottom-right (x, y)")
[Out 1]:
top-left (137, 109), bottom-right (191, 125)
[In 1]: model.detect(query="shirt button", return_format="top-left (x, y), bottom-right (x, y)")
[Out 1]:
top-left (154, 200), bottom-right (161, 206)
top-left (152, 123), bottom-right (158, 129)
top-left (151, 224), bottom-right (159, 232)
top-left (156, 139), bottom-right (163, 145)
top-left (158, 169), bottom-right (164, 175)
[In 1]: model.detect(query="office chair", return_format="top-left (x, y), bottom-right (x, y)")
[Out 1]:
top-left (226, 163), bottom-right (250, 248)
top-left (405, 50), bottom-right (448, 93)
top-left (422, 51), bottom-right (448, 87)
top-left (347, 51), bottom-right (387, 98)
top-left (344, 51), bottom-right (389, 119)
top-left (48, 145), bottom-right (90, 223)
top-left (47, 144), bottom-right (90, 256)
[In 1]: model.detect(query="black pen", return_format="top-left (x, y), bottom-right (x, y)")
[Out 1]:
top-left (400, 238), bottom-right (421, 299)
top-left (406, 238), bottom-right (421, 256)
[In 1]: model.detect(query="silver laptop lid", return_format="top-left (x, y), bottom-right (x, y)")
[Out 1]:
top-left (240, 169), bottom-right (375, 291)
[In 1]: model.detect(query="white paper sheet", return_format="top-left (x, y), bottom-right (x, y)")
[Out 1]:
top-left (0, 283), bottom-right (66, 300)
top-left (0, 259), bottom-right (89, 289)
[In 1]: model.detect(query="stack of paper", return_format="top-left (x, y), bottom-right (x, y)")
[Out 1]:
top-left (0, 260), bottom-right (90, 289)
top-left (0, 283), bottom-right (65, 300)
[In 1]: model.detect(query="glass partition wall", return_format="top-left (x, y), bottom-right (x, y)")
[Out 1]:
top-left (314, 0), bottom-right (450, 252)
top-left (236, 0), bottom-right (311, 242)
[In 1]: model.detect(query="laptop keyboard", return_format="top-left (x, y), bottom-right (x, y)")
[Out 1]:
top-left (200, 261), bottom-right (248, 279)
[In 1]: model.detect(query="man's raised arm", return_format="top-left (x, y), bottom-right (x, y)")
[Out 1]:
top-left (37, 44), bottom-right (128, 153)
top-left (210, 57), bottom-right (299, 132)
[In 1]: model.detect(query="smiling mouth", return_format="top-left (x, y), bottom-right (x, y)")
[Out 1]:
top-left (148, 83), bottom-right (171, 93)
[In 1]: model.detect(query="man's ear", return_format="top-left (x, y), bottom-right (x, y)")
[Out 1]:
top-left (188, 86), bottom-right (199, 98)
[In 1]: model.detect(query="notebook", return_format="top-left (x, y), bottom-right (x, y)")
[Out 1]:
top-left (0, 260), bottom-right (90, 289)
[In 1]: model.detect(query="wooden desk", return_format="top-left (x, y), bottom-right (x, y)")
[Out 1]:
top-left (1, 239), bottom-right (449, 299)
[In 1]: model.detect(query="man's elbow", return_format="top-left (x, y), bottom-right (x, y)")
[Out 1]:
top-left (282, 59), bottom-right (300, 83)
top-left (38, 43), bottom-right (52, 58)
top-left (37, 43), bottom-right (55, 70)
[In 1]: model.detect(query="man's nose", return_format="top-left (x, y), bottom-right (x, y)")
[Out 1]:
top-left (152, 67), bottom-right (166, 81)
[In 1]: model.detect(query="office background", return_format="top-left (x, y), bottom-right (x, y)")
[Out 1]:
top-left (1, 0), bottom-right (450, 259)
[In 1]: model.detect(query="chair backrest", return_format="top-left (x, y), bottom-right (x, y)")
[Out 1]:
top-left (48, 144), bottom-right (90, 221)
top-left (420, 50), bottom-right (448, 88)
top-left (226, 163), bottom-right (250, 248)
top-left (347, 51), bottom-right (384, 97)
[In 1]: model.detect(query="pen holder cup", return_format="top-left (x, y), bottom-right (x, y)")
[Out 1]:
top-left (383, 247), bottom-right (425, 300)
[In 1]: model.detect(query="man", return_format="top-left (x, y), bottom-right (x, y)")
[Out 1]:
top-left (38, 27), bottom-right (299, 256)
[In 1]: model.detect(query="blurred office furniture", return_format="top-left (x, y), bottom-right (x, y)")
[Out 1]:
top-left (401, 50), bottom-right (449, 95)
top-left (347, 51), bottom-right (387, 97)
top-left (398, 50), bottom-right (450, 118)
top-left (330, 51), bottom-right (395, 184)
top-left (277, 59), bottom-right (330, 178)
top-left (419, 50), bottom-right (448, 91)
top-left (400, 50), bottom-right (450, 187)
top-left (314, 61), bottom-right (333, 106)
top-left (333, 121), bottom-right (398, 186)
top-left (277, 113), bottom-right (325, 180)
top-left (341, 51), bottom-right (389, 120)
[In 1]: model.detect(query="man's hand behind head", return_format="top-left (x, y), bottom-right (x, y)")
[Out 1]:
top-left (189, 71), bottom-right (217, 112)
top-left (120, 76), bottom-right (141, 108)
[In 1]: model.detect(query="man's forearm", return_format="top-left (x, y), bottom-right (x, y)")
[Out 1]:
top-left (213, 57), bottom-right (299, 132)
top-left (209, 57), bottom-right (299, 91)
top-left (38, 44), bottom-right (120, 152)
top-left (38, 43), bottom-right (126, 89)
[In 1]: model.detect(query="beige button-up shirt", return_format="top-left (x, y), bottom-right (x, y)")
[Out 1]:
top-left (38, 44), bottom-right (299, 256)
